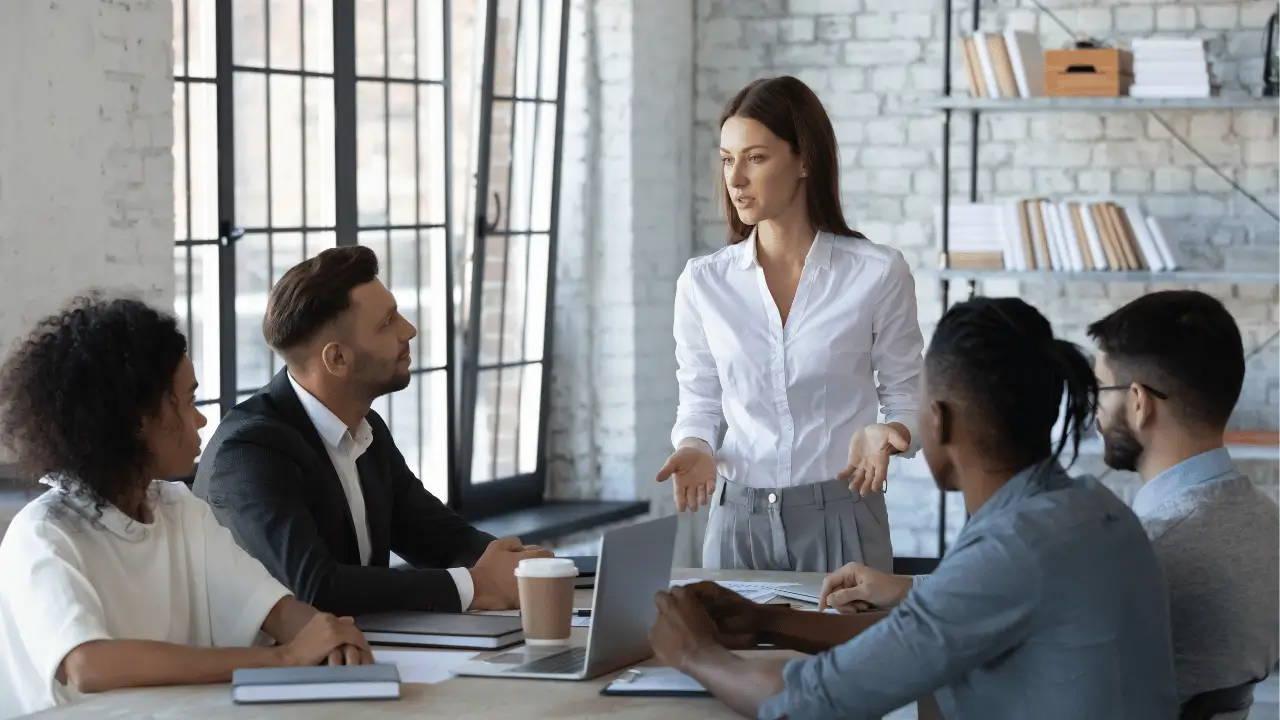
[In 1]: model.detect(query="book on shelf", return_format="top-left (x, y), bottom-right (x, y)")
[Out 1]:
top-left (937, 199), bottom-right (1178, 273)
top-left (959, 30), bottom-right (1044, 99)
top-left (1129, 37), bottom-right (1212, 99)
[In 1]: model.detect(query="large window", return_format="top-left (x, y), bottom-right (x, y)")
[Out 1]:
top-left (460, 0), bottom-right (569, 515)
top-left (171, 0), bottom-right (568, 517)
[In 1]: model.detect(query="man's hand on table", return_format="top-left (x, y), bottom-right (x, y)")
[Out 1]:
top-left (819, 562), bottom-right (913, 613)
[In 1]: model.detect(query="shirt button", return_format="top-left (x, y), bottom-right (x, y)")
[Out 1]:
top-left (767, 492), bottom-right (778, 504)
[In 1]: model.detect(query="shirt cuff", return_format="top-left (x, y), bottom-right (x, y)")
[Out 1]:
top-left (757, 656), bottom-right (829, 720)
top-left (886, 416), bottom-right (920, 459)
top-left (448, 567), bottom-right (475, 611)
top-left (670, 424), bottom-right (719, 453)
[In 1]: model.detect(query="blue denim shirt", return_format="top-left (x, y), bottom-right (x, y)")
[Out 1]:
top-left (758, 460), bottom-right (1178, 720)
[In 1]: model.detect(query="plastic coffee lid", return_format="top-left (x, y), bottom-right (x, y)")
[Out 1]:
top-left (515, 557), bottom-right (579, 578)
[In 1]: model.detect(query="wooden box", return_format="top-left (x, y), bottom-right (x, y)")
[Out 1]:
top-left (1044, 48), bottom-right (1133, 97)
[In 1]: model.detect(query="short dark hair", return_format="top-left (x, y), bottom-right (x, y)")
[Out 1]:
top-left (0, 296), bottom-right (188, 509)
top-left (262, 245), bottom-right (380, 360)
top-left (927, 297), bottom-right (1097, 466)
top-left (1087, 290), bottom-right (1244, 429)
top-left (718, 76), bottom-right (864, 245)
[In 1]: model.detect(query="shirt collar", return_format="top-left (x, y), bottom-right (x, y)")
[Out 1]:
top-left (39, 477), bottom-right (160, 542)
top-left (966, 458), bottom-right (1071, 525)
top-left (732, 230), bottom-right (832, 271)
top-left (287, 372), bottom-right (373, 454)
top-left (1132, 447), bottom-right (1234, 517)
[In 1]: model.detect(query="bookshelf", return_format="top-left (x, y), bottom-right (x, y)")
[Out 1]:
top-left (923, 95), bottom-right (1280, 113)
top-left (1068, 438), bottom-right (1280, 463)
top-left (934, 269), bottom-right (1279, 285)
top-left (925, 2), bottom-right (1280, 556)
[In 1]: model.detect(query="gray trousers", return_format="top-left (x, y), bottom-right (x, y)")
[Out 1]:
top-left (702, 477), bottom-right (893, 574)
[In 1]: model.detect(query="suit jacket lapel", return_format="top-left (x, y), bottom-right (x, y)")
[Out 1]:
top-left (266, 369), bottom-right (362, 562)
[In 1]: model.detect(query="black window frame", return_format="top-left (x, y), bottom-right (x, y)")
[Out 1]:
top-left (174, 0), bottom-right (568, 517)
top-left (457, 0), bottom-right (571, 519)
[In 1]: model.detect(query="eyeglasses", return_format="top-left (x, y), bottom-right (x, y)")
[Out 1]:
top-left (1097, 383), bottom-right (1169, 400)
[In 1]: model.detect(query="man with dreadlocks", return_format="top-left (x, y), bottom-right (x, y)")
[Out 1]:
top-left (644, 297), bottom-right (1178, 720)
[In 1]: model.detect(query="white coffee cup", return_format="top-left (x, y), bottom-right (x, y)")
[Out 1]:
top-left (515, 558), bottom-right (578, 645)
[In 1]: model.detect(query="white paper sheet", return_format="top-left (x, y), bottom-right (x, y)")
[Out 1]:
top-left (669, 579), bottom-right (800, 604)
top-left (373, 649), bottom-right (479, 684)
top-left (605, 666), bottom-right (708, 694)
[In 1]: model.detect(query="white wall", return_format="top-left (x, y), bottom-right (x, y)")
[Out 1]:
top-left (0, 0), bottom-right (175, 463)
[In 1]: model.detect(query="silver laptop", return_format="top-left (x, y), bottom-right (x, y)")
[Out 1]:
top-left (452, 514), bottom-right (678, 681)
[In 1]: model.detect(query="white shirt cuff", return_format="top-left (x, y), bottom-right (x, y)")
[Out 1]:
top-left (671, 425), bottom-right (719, 453)
top-left (448, 567), bottom-right (475, 611)
top-left (886, 416), bottom-right (920, 459)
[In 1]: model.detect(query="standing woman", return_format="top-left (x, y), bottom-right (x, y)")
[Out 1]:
top-left (656, 76), bottom-right (924, 573)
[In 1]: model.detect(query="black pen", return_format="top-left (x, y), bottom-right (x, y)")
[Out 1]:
top-left (574, 609), bottom-right (591, 618)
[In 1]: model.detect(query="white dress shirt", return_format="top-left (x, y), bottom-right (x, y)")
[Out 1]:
top-left (287, 374), bottom-right (474, 608)
top-left (671, 231), bottom-right (924, 489)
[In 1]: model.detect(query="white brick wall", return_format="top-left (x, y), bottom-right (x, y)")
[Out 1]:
top-left (547, 0), bottom-right (693, 500)
top-left (0, 0), bottom-right (175, 463)
top-left (687, 0), bottom-right (1276, 555)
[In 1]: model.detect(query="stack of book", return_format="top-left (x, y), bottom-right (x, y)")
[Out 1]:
top-left (959, 30), bottom-right (1045, 98)
top-left (936, 200), bottom-right (1179, 272)
top-left (1129, 37), bottom-right (1212, 98)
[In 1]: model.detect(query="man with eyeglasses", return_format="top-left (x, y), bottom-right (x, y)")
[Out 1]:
top-left (1089, 290), bottom-right (1278, 717)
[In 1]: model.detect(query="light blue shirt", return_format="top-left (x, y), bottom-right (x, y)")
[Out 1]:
top-left (1131, 447), bottom-right (1234, 518)
top-left (758, 460), bottom-right (1179, 720)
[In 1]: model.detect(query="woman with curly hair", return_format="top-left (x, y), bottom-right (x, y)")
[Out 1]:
top-left (0, 296), bottom-right (373, 718)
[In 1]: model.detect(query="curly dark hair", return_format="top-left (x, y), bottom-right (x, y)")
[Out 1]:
top-left (0, 295), bottom-right (188, 509)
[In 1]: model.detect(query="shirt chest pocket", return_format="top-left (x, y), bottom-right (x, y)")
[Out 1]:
top-left (820, 329), bottom-right (873, 402)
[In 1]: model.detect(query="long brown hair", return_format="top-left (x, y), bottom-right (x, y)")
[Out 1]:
top-left (718, 76), bottom-right (864, 244)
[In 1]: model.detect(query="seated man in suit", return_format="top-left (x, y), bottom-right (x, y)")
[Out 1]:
top-left (0, 297), bottom-right (371, 719)
top-left (648, 298), bottom-right (1178, 720)
top-left (1089, 290), bottom-right (1279, 712)
top-left (194, 246), bottom-right (548, 616)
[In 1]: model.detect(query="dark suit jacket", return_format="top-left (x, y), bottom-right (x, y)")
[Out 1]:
top-left (192, 370), bottom-right (494, 616)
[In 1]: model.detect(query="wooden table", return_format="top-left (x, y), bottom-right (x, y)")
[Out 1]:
top-left (32, 569), bottom-right (937, 719)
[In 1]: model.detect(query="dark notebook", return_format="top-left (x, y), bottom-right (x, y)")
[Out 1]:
top-left (355, 612), bottom-right (525, 649)
top-left (231, 664), bottom-right (401, 704)
top-left (567, 555), bottom-right (598, 588)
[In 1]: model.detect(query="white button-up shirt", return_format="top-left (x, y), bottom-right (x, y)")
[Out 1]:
top-left (671, 231), bottom-right (924, 489)
top-left (287, 374), bottom-right (475, 607)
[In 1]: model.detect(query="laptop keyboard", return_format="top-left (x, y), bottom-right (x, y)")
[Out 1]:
top-left (500, 646), bottom-right (587, 674)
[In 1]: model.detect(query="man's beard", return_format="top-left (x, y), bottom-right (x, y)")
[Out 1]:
top-left (1101, 417), bottom-right (1144, 473)
top-left (369, 369), bottom-right (412, 398)
top-left (354, 351), bottom-right (412, 400)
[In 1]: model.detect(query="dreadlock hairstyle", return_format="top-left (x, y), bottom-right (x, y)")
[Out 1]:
top-left (926, 297), bottom-right (1098, 467)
